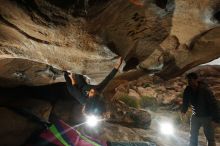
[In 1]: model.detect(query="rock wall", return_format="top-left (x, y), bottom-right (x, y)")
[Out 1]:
top-left (0, 0), bottom-right (118, 87)
top-left (139, 0), bottom-right (220, 78)
top-left (88, 0), bottom-right (173, 69)
top-left (107, 65), bottom-right (220, 145)
top-left (1, 0), bottom-right (220, 86)
top-left (111, 65), bottom-right (220, 107)
top-left (89, 0), bottom-right (220, 79)
top-left (1, 1), bottom-right (220, 146)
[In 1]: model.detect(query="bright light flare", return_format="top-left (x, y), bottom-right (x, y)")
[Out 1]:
top-left (160, 122), bottom-right (174, 135)
top-left (86, 115), bottom-right (99, 127)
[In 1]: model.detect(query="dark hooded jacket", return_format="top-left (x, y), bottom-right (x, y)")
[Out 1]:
top-left (181, 81), bottom-right (220, 123)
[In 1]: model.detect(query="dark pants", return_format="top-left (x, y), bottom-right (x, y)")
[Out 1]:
top-left (189, 116), bottom-right (216, 146)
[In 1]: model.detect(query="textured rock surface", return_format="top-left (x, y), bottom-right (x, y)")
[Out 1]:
top-left (1, 0), bottom-right (220, 146)
top-left (112, 65), bottom-right (220, 107)
top-left (1, 0), bottom-right (220, 85)
top-left (89, 0), bottom-right (173, 69)
top-left (0, 0), bottom-right (118, 87)
top-left (110, 65), bottom-right (220, 145)
top-left (108, 100), bottom-right (151, 129)
top-left (88, 0), bottom-right (220, 79)
top-left (139, 0), bottom-right (220, 79)
top-left (0, 99), bottom-right (52, 146)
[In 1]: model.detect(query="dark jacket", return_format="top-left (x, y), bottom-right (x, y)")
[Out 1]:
top-left (64, 68), bottom-right (118, 114)
top-left (181, 81), bottom-right (220, 122)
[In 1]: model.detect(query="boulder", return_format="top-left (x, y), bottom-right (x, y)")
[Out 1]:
top-left (109, 100), bottom-right (151, 129)
top-left (0, 98), bottom-right (52, 146)
top-left (137, 87), bottom-right (157, 98)
top-left (128, 89), bottom-right (141, 99)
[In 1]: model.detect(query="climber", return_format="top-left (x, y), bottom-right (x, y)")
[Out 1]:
top-left (181, 72), bottom-right (220, 146)
top-left (64, 57), bottom-right (123, 117)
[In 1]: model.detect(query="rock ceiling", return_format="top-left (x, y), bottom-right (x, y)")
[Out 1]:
top-left (0, 0), bottom-right (220, 86)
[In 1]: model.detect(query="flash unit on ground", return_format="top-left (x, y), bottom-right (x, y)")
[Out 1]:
top-left (159, 122), bottom-right (175, 135)
top-left (86, 115), bottom-right (99, 127)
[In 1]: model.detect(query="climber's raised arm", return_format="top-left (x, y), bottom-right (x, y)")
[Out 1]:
top-left (96, 57), bottom-right (123, 92)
